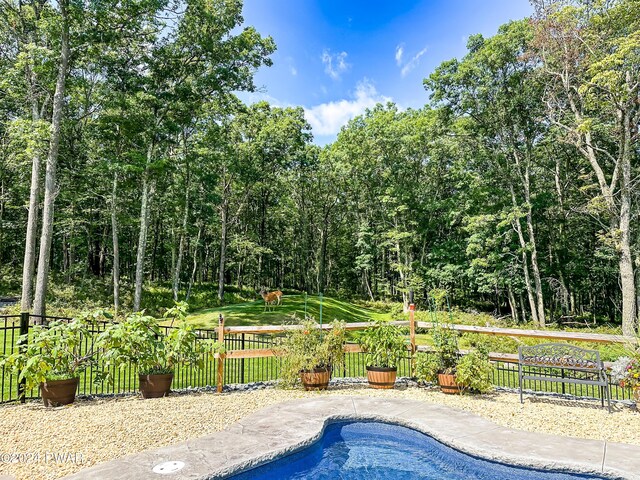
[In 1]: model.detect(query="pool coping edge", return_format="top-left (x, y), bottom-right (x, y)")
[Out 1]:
top-left (61, 395), bottom-right (639, 480)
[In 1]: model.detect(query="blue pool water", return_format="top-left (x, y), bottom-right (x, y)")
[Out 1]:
top-left (230, 421), bottom-right (608, 479)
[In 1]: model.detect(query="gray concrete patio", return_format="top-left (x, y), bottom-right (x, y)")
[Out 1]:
top-left (62, 396), bottom-right (639, 479)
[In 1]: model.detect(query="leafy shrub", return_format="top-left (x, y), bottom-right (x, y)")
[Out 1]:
top-left (0, 314), bottom-right (99, 390)
top-left (353, 300), bottom-right (398, 314)
top-left (415, 352), bottom-right (440, 383)
top-left (357, 320), bottom-right (407, 368)
top-left (431, 324), bottom-right (460, 373)
top-left (455, 349), bottom-right (493, 393)
top-left (277, 319), bottom-right (346, 388)
top-left (415, 325), bottom-right (493, 394)
top-left (388, 303), bottom-right (404, 318)
top-left (97, 302), bottom-right (221, 379)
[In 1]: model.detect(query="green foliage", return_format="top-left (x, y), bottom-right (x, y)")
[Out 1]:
top-left (0, 278), bottom-right (255, 319)
top-left (429, 289), bottom-right (449, 310)
top-left (1, 0), bottom-right (638, 338)
top-left (454, 347), bottom-right (493, 394)
top-left (415, 324), bottom-right (460, 381)
top-left (97, 302), bottom-right (222, 378)
top-left (431, 324), bottom-right (460, 373)
top-left (357, 320), bottom-right (408, 368)
top-left (415, 352), bottom-right (441, 383)
top-left (277, 319), bottom-right (346, 387)
top-left (461, 332), bottom-right (518, 355)
top-left (415, 325), bottom-right (492, 393)
top-left (0, 314), bottom-right (98, 391)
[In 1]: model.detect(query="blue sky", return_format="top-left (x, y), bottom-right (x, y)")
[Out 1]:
top-left (238, 0), bottom-right (533, 145)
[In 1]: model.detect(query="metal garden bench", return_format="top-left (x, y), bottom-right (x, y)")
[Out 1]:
top-left (518, 343), bottom-right (611, 412)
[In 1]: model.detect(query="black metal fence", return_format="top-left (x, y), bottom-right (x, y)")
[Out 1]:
top-left (0, 314), bottom-right (632, 403)
top-left (0, 313), bottom-right (224, 403)
top-left (1, 314), bottom-right (22, 403)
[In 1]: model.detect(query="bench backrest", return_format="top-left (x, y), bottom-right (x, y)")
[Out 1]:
top-left (518, 343), bottom-right (602, 371)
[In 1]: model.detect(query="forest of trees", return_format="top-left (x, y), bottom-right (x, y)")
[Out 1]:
top-left (0, 0), bottom-right (638, 334)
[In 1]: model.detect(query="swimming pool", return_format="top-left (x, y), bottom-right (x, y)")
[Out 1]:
top-left (230, 421), bottom-right (610, 479)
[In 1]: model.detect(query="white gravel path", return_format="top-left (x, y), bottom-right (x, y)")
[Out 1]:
top-left (0, 385), bottom-right (638, 480)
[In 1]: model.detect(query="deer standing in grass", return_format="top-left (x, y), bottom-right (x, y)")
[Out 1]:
top-left (259, 288), bottom-right (283, 311)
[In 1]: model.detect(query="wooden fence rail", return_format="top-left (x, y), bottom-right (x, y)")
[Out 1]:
top-left (415, 322), bottom-right (635, 345)
top-left (220, 321), bottom-right (633, 344)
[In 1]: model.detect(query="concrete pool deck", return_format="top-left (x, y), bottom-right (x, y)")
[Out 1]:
top-left (62, 396), bottom-right (640, 479)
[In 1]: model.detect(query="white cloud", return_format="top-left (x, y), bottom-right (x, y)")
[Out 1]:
top-left (396, 45), bottom-right (428, 78)
top-left (290, 66), bottom-right (297, 76)
top-left (395, 44), bottom-right (404, 66)
top-left (321, 49), bottom-right (350, 80)
top-left (304, 79), bottom-right (391, 136)
top-left (236, 91), bottom-right (286, 108)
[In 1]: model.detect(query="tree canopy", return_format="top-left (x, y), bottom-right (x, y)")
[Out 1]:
top-left (0, 0), bottom-right (638, 333)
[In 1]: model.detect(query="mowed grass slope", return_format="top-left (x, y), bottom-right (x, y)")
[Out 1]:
top-left (186, 294), bottom-right (392, 328)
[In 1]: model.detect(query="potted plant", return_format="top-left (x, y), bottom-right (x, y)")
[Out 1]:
top-left (97, 302), bottom-right (221, 398)
top-left (0, 315), bottom-right (97, 406)
top-left (416, 325), bottom-right (493, 394)
top-left (278, 319), bottom-right (346, 390)
top-left (357, 320), bottom-right (408, 389)
top-left (610, 354), bottom-right (640, 407)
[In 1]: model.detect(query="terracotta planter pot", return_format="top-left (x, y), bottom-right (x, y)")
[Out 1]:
top-left (139, 373), bottom-right (174, 399)
top-left (40, 377), bottom-right (79, 407)
top-left (299, 367), bottom-right (331, 391)
top-left (366, 366), bottom-right (397, 389)
top-left (438, 372), bottom-right (461, 395)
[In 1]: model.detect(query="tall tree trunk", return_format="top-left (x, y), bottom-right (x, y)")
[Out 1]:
top-left (32, 2), bottom-right (69, 317)
top-left (172, 162), bottom-right (189, 301)
top-left (172, 195), bottom-right (188, 301)
top-left (565, 93), bottom-right (636, 332)
top-left (525, 201), bottom-right (545, 326)
top-left (509, 185), bottom-right (539, 325)
top-left (395, 239), bottom-right (409, 312)
top-left (257, 190), bottom-right (267, 286)
top-left (150, 216), bottom-right (160, 281)
top-left (20, 151), bottom-right (40, 312)
top-left (364, 271), bottom-right (374, 301)
top-left (514, 151), bottom-right (546, 326)
top-left (619, 110), bottom-right (636, 336)
top-left (217, 199), bottom-right (228, 302)
top-left (236, 257), bottom-right (243, 292)
top-left (507, 285), bottom-right (519, 323)
top-left (202, 245), bottom-right (210, 283)
top-left (519, 293), bottom-right (527, 323)
top-left (186, 224), bottom-right (201, 302)
top-left (19, 3), bottom-right (43, 313)
top-left (133, 143), bottom-right (155, 312)
top-left (317, 225), bottom-right (328, 294)
top-left (111, 171), bottom-right (121, 317)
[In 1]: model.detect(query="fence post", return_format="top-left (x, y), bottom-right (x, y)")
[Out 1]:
top-left (217, 314), bottom-right (225, 393)
top-left (240, 333), bottom-right (245, 384)
top-left (409, 304), bottom-right (416, 376)
top-left (18, 312), bottom-right (29, 403)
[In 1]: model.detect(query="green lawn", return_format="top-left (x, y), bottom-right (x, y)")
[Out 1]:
top-left (186, 294), bottom-right (392, 329)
